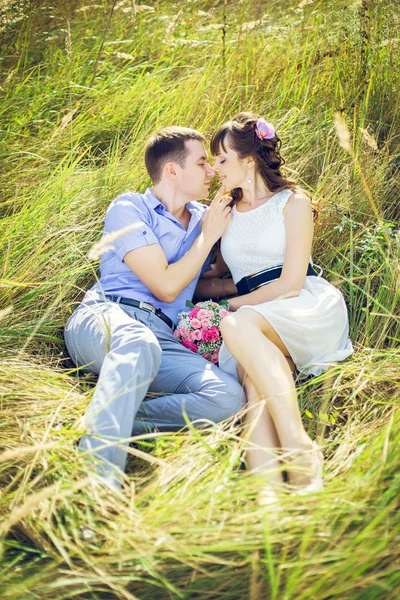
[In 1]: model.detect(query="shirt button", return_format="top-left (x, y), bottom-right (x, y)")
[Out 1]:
top-left (142, 231), bottom-right (147, 235)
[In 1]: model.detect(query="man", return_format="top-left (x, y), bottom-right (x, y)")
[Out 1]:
top-left (65, 126), bottom-right (244, 488)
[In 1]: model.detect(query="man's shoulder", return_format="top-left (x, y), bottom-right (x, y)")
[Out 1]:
top-left (106, 191), bottom-right (152, 218)
top-left (108, 190), bottom-right (146, 209)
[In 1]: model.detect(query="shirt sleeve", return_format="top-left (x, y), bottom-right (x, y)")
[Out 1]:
top-left (104, 197), bottom-right (159, 262)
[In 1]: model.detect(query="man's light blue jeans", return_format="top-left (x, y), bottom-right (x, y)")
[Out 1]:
top-left (64, 297), bottom-right (245, 486)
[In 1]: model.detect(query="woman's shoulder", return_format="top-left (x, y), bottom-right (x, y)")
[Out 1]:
top-left (283, 189), bottom-right (313, 215)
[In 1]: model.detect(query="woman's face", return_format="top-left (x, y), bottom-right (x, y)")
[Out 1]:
top-left (213, 139), bottom-right (249, 191)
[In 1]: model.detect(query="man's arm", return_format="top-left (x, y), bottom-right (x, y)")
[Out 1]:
top-left (124, 193), bottom-right (232, 303)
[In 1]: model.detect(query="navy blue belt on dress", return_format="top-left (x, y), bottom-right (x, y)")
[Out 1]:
top-left (236, 263), bottom-right (318, 296)
top-left (104, 294), bottom-right (176, 331)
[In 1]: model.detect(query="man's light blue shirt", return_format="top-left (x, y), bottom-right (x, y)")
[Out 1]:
top-left (86, 188), bottom-right (211, 324)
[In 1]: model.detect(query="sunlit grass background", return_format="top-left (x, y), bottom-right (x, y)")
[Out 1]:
top-left (0, 0), bottom-right (399, 598)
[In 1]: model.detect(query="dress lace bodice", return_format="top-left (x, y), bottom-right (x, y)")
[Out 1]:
top-left (221, 189), bottom-right (295, 284)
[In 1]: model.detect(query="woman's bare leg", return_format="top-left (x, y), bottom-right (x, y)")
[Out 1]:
top-left (237, 365), bottom-right (283, 484)
top-left (221, 309), bottom-right (317, 487)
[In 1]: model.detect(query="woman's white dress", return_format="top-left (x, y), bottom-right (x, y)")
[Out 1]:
top-left (218, 189), bottom-right (354, 379)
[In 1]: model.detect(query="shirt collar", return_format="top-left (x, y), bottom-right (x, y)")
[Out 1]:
top-left (144, 188), bottom-right (164, 211)
top-left (185, 201), bottom-right (202, 216)
top-left (145, 188), bottom-right (203, 218)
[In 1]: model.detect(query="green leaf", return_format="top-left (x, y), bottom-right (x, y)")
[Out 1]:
top-left (185, 300), bottom-right (195, 307)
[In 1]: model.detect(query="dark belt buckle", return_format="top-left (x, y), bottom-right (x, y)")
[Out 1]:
top-left (139, 300), bottom-right (156, 313)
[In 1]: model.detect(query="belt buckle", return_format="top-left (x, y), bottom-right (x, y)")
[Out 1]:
top-left (139, 300), bottom-right (156, 313)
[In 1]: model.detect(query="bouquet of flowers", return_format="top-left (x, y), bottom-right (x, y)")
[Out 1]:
top-left (174, 300), bottom-right (230, 364)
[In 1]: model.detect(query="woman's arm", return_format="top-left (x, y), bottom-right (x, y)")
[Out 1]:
top-left (194, 277), bottom-right (237, 301)
top-left (200, 247), bottom-right (231, 279)
top-left (228, 193), bottom-right (314, 311)
top-left (194, 246), bottom-right (235, 299)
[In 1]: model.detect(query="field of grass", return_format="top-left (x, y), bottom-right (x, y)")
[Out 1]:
top-left (0, 0), bottom-right (399, 598)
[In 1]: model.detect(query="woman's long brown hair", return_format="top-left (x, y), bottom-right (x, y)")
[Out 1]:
top-left (210, 112), bottom-right (318, 220)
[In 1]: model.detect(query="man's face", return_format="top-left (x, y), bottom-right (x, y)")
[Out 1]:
top-left (176, 140), bottom-right (215, 200)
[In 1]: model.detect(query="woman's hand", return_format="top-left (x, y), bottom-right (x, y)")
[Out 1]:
top-left (227, 296), bottom-right (239, 312)
top-left (201, 185), bottom-right (233, 245)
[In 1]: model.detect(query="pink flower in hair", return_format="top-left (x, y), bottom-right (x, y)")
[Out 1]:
top-left (255, 117), bottom-right (275, 140)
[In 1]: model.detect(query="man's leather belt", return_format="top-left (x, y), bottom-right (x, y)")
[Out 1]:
top-left (104, 295), bottom-right (175, 330)
top-left (236, 264), bottom-right (318, 296)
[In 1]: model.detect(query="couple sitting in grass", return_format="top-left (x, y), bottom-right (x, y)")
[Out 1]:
top-left (64, 112), bottom-right (353, 499)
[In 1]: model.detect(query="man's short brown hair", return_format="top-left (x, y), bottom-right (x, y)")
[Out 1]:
top-left (144, 126), bottom-right (205, 184)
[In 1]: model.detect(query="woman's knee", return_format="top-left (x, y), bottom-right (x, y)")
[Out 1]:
top-left (221, 310), bottom-right (289, 357)
top-left (220, 311), bottom-right (248, 332)
top-left (220, 310), bottom-right (256, 341)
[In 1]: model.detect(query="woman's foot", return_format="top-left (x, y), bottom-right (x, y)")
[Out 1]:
top-left (284, 442), bottom-right (324, 494)
top-left (257, 482), bottom-right (287, 507)
top-left (258, 486), bottom-right (279, 507)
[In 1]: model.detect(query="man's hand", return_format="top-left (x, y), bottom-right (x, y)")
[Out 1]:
top-left (123, 191), bottom-right (233, 304)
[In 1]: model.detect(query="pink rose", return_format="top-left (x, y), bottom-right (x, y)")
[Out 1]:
top-left (180, 327), bottom-right (189, 340)
top-left (187, 331), bottom-right (195, 343)
top-left (200, 318), bottom-right (211, 328)
top-left (211, 353), bottom-right (219, 364)
top-left (190, 318), bottom-right (202, 329)
top-left (210, 302), bottom-right (219, 307)
top-left (173, 329), bottom-right (181, 339)
top-left (202, 352), bottom-right (212, 361)
top-left (196, 309), bottom-right (209, 320)
top-left (220, 309), bottom-right (229, 318)
top-left (206, 309), bottom-right (215, 318)
top-left (182, 340), bottom-right (198, 353)
top-left (192, 329), bottom-right (202, 341)
top-left (189, 307), bottom-right (201, 318)
top-left (202, 326), bottom-right (220, 342)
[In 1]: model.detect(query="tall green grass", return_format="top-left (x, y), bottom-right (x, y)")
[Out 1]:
top-left (0, 0), bottom-right (399, 598)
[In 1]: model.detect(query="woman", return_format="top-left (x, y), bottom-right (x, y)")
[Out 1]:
top-left (210, 112), bottom-right (353, 495)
